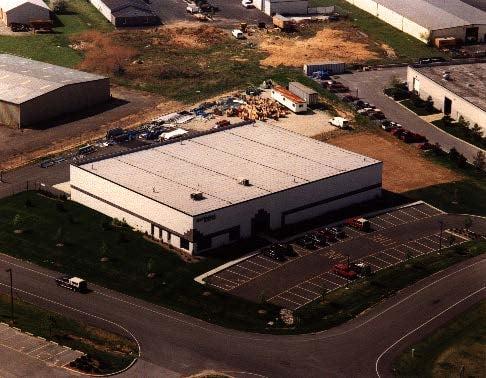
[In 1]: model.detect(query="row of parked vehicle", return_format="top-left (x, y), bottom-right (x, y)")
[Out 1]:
top-left (295, 226), bottom-right (346, 250)
top-left (261, 243), bottom-right (297, 262)
top-left (341, 94), bottom-right (429, 146)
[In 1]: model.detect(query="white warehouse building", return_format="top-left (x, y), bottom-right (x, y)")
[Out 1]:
top-left (70, 124), bottom-right (382, 254)
top-left (407, 63), bottom-right (486, 133)
top-left (345, 0), bottom-right (486, 44)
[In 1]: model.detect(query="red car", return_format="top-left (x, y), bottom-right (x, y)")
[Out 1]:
top-left (333, 263), bottom-right (357, 279)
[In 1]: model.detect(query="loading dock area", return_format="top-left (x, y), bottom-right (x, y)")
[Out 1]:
top-left (202, 202), bottom-right (478, 310)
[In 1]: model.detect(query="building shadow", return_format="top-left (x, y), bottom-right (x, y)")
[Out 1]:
top-left (24, 97), bottom-right (130, 130)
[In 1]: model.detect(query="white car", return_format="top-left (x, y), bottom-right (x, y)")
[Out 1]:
top-left (242, 0), bottom-right (254, 8)
top-left (329, 117), bottom-right (349, 128)
top-left (231, 29), bottom-right (244, 39)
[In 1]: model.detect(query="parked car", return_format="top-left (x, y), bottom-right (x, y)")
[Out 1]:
top-left (321, 228), bottom-right (337, 242)
top-left (329, 226), bottom-right (346, 239)
top-left (307, 232), bottom-right (328, 247)
top-left (262, 246), bottom-right (286, 262)
top-left (295, 236), bottom-right (318, 250)
top-left (232, 29), bottom-right (244, 39)
top-left (186, 4), bottom-right (200, 13)
top-left (329, 117), bottom-right (349, 128)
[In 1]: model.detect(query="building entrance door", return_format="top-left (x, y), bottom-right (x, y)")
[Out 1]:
top-left (444, 97), bottom-right (452, 115)
top-left (251, 209), bottom-right (270, 235)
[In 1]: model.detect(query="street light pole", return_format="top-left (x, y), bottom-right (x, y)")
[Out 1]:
top-left (439, 220), bottom-right (444, 252)
top-left (5, 269), bottom-right (13, 323)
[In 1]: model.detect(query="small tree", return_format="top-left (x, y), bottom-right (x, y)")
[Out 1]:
top-left (448, 234), bottom-right (456, 247)
top-left (457, 153), bottom-right (468, 168)
top-left (449, 147), bottom-right (460, 161)
top-left (457, 116), bottom-right (470, 131)
top-left (12, 214), bottom-right (25, 230)
top-left (99, 241), bottom-right (109, 261)
top-left (52, 0), bottom-right (67, 13)
top-left (464, 216), bottom-right (473, 232)
top-left (54, 227), bottom-right (64, 243)
top-left (473, 151), bottom-right (485, 171)
top-left (425, 96), bottom-right (434, 112)
top-left (442, 115), bottom-right (453, 127)
top-left (146, 258), bottom-right (156, 278)
top-left (470, 124), bottom-right (483, 139)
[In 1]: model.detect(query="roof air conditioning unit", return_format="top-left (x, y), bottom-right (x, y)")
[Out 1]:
top-left (190, 192), bottom-right (204, 201)
top-left (238, 178), bottom-right (250, 186)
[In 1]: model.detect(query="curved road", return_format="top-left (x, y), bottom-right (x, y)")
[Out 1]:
top-left (0, 249), bottom-right (484, 377)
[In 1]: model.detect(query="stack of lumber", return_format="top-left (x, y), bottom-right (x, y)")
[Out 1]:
top-left (235, 96), bottom-right (288, 121)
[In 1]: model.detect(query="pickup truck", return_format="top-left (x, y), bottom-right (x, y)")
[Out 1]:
top-left (55, 276), bottom-right (88, 293)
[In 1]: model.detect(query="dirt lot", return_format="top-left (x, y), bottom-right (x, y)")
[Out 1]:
top-left (0, 86), bottom-right (181, 170)
top-left (257, 27), bottom-right (382, 67)
top-left (327, 132), bottom-right (463, 193)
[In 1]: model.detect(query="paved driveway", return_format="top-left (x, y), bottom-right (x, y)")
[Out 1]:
top-left (337, 67), bottom-right (484, 162)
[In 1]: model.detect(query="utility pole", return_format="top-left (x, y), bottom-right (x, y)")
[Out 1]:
top-left (439, 220), bottom-right (444, 252)
top-left (5, 269), bottom-right (13, 323)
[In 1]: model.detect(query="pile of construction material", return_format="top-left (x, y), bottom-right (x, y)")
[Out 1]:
top-left (228, 96), bottom-right (288, 121)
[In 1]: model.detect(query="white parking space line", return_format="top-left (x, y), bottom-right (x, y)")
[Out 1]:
top-left (386, 212), bottom-right (408, 224)
top-left (369, 255), bottom-right (392, 266)
top-left (423, 235), bottom-right (441, 246)
top-left (362, 259), bottom-right (381, 269)
top-left (296, 285), bottom-right (320, 296)
top-left (210, 275), bottom-right (238, 286)
top-left (273, 295), bottom-right (302, 307)
top-left (411, 240), bottom-right (435, 251)
top-left (381, 250), bottom-right (402, 262)
top-left (307, 281), bottom-right (324, 289)
top-left (208, 282), bottom-right (233, 291)
top-left (246, 259), bottom-right (271, 270)
top-left (285, 290), bottom-right (314, 302)
top-left (405, 243), bottom-right (426, 256)
top-left (236, 264), bottom-right (260, 275)
top-left (397, 209), bottom-right (419, 220)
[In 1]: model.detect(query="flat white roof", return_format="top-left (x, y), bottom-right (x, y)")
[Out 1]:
top-left (373, 0), bottom-right (486, 30)
top-left (78, 123), bottom-right (381, 216)
top-left (0, 54), bottom-right (107, 105)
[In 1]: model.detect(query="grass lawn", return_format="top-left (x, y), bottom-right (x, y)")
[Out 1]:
top-left (0, 293), bottom-right (137, 374)
top-left (400, 99), bottom-right (441, 116)
top-left (294, 241), bottom-right (485, 333)
top-left (0, 0), bottom-right (113, 67)
top-left (0, 192), bottom-right (484, 334)
top-left (310, 0), bottom-right (445, 63)
top-left (404, 151), bottom-right (486, 216)
top-left (393, 300), bottom-right (486, 377)
top-left (0, 192), bottom-right (280, 332)
top-left (431, 119), bottom-right (486, 150)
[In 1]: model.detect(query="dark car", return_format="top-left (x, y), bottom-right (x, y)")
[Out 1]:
top-left (273, 243), bottom-right (297, 257)
top-left (329, 226), bottom-right (346, 239)
top-left (307, 232), bottom-right (328, 246)
top-left (296, 236), bottom-right (318, 250)
top-left (262, 247), bottom-right (286, 262)
top-left (321, 228), bottom-right (337, 242)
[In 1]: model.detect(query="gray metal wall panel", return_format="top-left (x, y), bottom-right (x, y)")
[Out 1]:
top-left (19, 78), bottom-right (110, 127)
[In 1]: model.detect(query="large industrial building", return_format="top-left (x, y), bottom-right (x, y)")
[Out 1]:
top-left (345, 0), bottom-right (486, 44)
top-left (407, 63), bottom-right (486, 132)
top-left (70, 123), bottom-right (382, 254)
top-left (89, 0), bottom-right (159, 27)
top-left (0, 54), bottom-right (110, 128)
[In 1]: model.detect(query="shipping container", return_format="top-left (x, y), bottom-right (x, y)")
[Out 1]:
top-left (303, 62), bottom-right (346, 76)
top-left (288, 82), bottom-right (319, 105)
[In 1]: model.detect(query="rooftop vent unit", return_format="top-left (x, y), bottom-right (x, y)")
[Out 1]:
top-left (238, 178), bottom-right (251, 186)
top-left (190, 192), bottom-right (204, 201)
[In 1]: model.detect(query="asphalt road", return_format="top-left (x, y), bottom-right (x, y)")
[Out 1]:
top-left (0, 241), bottom-right (484, 377)
top-left (337, 67), bottom-right (484, 163)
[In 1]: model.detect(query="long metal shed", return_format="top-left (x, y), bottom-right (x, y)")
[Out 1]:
top-left (288, 82), bottom-right (319, 105)
top-left (0, 54), bottom-right (110, 128)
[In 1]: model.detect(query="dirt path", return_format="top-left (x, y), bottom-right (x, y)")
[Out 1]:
top-left (327, 132), bottom-right (463, 193)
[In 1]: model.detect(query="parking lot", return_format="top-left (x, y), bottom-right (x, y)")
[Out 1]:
top-left (203, 202), bottom-right (475, 310)
top-left (0, 322), bottom-right (83, 370)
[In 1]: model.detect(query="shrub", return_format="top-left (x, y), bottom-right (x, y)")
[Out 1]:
top-left (52, 0), bottom-right (67, 13)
